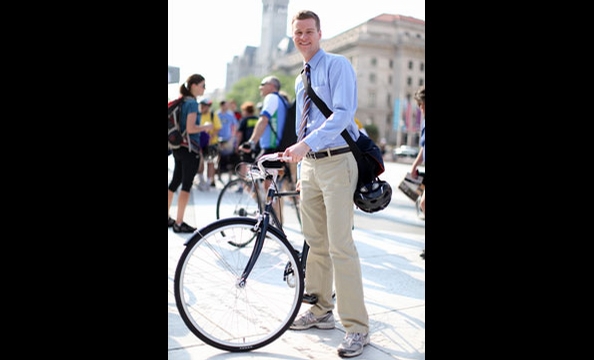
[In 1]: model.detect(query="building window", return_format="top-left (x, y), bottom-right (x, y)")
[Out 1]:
top-left (368, 91), bottom-right (376, 107)
top-left (371, 57), bottom-right (377, 66)
top-left (407, 77), bottom-right (412, 86)
top-left (349, 56), bottom-right (356, 67)
top-left (389, 59), bottom-right (393, 69)
top-left (419, 78), bottom-right (424, 86)
top-left (388, 75), bottom-right (392, 85)
top-left (408, 61), bottom-right (413, 70)
top-left (420, 62), bottom-right (424, 72)
top-left (369, 73), bottom-right (376, 83)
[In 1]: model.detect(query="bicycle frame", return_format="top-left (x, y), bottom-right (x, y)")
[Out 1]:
top-left (237, 153), bottom-right (297, 286)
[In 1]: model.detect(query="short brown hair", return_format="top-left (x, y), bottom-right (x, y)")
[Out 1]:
top-left (240, 101), bottom-right (255, 115)
top-left (292, 10), bottom-right (320, 30)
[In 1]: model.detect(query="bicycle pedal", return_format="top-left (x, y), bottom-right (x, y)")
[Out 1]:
top-left (302, 293), bottom-right (318, 304)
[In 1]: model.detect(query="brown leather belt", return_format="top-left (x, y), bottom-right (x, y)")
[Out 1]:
top-left (305, 146), bottom-right (351, 159)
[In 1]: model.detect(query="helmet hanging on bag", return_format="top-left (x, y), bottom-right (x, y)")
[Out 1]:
top-left (354, 180), bottom-right (392, 213)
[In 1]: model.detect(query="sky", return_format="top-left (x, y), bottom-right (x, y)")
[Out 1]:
top-left (168, 0), bottom-right (425, 98)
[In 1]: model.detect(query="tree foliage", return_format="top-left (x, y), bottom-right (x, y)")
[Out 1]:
top-left (225, 73), bottom-right (297, 108)
top-left (364, 123), bottom-right (380, 143)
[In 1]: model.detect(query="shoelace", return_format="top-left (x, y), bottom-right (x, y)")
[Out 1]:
top-left (344, 333), bottom-right (363, 345)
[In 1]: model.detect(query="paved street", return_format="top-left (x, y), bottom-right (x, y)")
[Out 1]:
top-left (168, 156), bottom-right (425, 360)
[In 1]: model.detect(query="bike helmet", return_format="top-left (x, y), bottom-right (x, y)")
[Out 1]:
top-left (354, 180), bottom-right (392, 213)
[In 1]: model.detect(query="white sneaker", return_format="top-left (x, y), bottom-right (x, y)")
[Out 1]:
top-left (337, 332), bottom-right (370, 358)
top-left (289, 310), bottom-right (335, 330)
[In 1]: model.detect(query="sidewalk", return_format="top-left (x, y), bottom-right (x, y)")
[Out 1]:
top-left (168, 158), bottom-right (425, 359)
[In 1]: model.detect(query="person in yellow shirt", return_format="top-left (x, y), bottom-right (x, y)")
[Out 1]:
top-left (354, 117), bottom-right (368, 136)
top-left (195, 98), bottom-right (222, 191)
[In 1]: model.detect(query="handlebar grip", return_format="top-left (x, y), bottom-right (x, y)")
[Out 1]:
top-left (261, 160), bottom-right (284, 169)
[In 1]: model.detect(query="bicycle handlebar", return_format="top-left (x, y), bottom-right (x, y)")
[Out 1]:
top-left (240, 153), bottom-right (292, 182)
top-left (256, 153), bottom-right (292, 173)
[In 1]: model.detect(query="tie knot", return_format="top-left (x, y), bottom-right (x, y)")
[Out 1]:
top-left (305, 63), bottom-right (310, 72)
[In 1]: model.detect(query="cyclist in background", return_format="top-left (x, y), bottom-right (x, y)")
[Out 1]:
top-left (241, 75), bottom-right (289, 223)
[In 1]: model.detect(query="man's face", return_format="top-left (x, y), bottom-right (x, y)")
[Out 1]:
top-left (292, 18), bottom-right (320, 59)
top-left (259, 80), bottom-right (273, 96)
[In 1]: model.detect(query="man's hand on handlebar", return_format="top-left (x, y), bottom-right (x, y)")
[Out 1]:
top-left (257, 152), bottom-right (293, 168)
top-left (240, 141), bottom-right (255, 153)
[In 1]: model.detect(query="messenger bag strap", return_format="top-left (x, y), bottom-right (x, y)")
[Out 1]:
top-left (301, 70), bottom-right (363, 160)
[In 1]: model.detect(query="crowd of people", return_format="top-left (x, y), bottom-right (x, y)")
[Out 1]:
top-left (167, 8), bottom-right (425, 358)
top-left (176, 81), bottom-right (289, 194)
top-left (168, 76), bottom-right (289, 225)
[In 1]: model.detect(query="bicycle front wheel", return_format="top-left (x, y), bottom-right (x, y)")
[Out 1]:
top-left (174, 217), bottom-right (304, 352)
top-left (216, 178), bottom-right (262, 220)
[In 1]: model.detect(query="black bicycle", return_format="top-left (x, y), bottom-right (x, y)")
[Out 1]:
top-left (214, 153), bottom-right (328, 303)
top-left (174, 153), bottom-right (307, 352)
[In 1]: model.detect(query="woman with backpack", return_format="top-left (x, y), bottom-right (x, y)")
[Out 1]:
top-left (168, 74), bottom-right (213, 233)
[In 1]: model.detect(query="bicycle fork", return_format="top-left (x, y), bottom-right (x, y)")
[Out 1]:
top-left (235, 185), bottom-right (278, 289)
top-left (235, 213), bottom-right (271, 289)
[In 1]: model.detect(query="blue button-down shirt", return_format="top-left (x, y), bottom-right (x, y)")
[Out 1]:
top-left (295, 49), bottom-right (360, 152)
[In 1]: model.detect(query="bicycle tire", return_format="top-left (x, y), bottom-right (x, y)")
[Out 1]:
top-left (174, 217), bottom-right (305, 352)
top-left (216, 177), bottom-right (263, 219)
top-left (216, 178), bottom-right (264, 247)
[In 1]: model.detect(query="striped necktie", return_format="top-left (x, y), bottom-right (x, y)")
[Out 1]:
top-left (297, 63), bottom-right (311, 142)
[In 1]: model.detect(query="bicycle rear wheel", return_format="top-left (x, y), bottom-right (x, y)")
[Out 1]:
top-left (174, 217), bottom-right (304, 352)
top-left (216, 178), bottom-right (262, 220)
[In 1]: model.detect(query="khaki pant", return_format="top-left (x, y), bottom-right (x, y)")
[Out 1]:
top-left (300, 151), bottom-right (369, 334)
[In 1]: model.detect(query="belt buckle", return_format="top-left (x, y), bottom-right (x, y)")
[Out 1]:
top-left (307, 152), bottom-right (317, 159)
